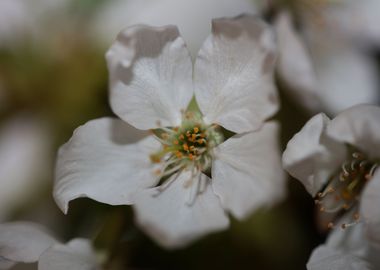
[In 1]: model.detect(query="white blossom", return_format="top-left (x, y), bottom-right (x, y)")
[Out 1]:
top-left (0, 222), bottom-right (99, 270)
top-left (54, 15), bottom-right (285, 248)
top-left (283, 104), bottom-right (380, 269)
top-left (273, 1), bottom-right (379, 115)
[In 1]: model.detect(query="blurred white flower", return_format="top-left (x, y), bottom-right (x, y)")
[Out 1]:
top-left (91, 0), bottom-right (257, 57)
top-left (0, 222), bottom-right (99, 270)
top-left (273, 2), bottom-right (379, 115)
top-left (0, 116), bottom-right (51, 221)
top-left (0, 0), bottom-right (68, 47)
top-left (307, 222), bottom-right (380, 270)
top-left (54, 15), bottom-right (285, 248)
top-left (283, 105), bottom-right (380, 263)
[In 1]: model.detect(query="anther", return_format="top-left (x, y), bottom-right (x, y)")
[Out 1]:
top-left (194, 127), bottom-right (199, 133)
top-left (327, 222), bottom-right (334, 229)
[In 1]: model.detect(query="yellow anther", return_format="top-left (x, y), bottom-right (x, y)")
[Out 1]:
top-left (188, 153), bottom-right (194, 160)
top-left (197, 139), bottom-right (204, 144)
top-left (191, 134), bottom-right (197, 141)
top-left (179, 134), bottom-right (185, 140)
top-left (175, 151), bottom-right (183, 158)
top-left (183, 143), bottom-right (189, 151)
top-left (193, 127), bottom-right (199, 133)
top-left (186, 131), bottom-right (191, 137)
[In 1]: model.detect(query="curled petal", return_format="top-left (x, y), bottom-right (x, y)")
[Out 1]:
top-left (326, 105), bottom-right (380, 159)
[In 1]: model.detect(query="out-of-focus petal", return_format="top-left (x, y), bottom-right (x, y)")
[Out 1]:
top-left (106, 24), bottom-right (193, 130)
top-left (0, 116), bottom-right (51, 221)
top-left (275, 12), bottom-right (320, 112)
top-left (39, 239), bottom-right (99, 270)
top-left (307, 244), bottom-right (371, 270)
top-left (324, 0), bottom-right (380, 46)
top-left (134, 171), bottom-right (229, 248)
top-left (54, 118), bottom-right (159, 214)
top-left (0, 222), bottom-right (57, 264)
top-left (326, 105), bottom-right (380, 159)
top-left (361, 170), bottom-right (380, 250)
top-left (212, 122), bottom-right (285, 219)
top-left (194, 15), bottom-right (279, 133)
top-left (311, 45), bottom-right (378, 115)
top-left (92, 0), bottom-right (257, 57)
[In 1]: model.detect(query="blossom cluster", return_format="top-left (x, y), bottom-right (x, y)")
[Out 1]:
top-left (0, 0), bottom-right (380, 269)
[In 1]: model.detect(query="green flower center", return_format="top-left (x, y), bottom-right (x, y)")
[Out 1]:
top-left (150, 111), bottom-right (223, 180)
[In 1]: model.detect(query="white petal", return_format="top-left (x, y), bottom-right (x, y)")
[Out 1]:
top-left (54, 118), bottom-right (159, 214)
top-left (311, 44), bottom-right (379, 115)
top-left (307, 245), bottom-right (371, 270)
top-left (133, 171), bottom-right (229, 248)
top-left (326, 105), bottom-right (380, 159)
top-left (324, 0), bottom-right (380, 46)
top-left (212, 122), bottom-right (285, 219)
top-left (361, 170), bottom-right (380, 249)
top-left (0, 116), bottom-right (51, 221)
top-left (194, 15), bottom-right (279, 133)
top-left (274, 12), bottom-right (320, 112)
top-left (0, 222), bottom-right (57, 264)
top-left (92, 0), bottom-right (258, 58)
top-left (39, 239), bottom-right (99, 270)
top-left (106, 24), bottom-right (193, 130)
top-left (283, 113), bottom-right (337, 196)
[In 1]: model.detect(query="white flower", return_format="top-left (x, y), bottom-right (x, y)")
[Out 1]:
top-left (0, 0), bottom-right (67, 47)
top-left (283, 104), bottom-right (380, 268)
top-left (0, 222), bottom-right (99, 270)
top-left (54, 15), bottom-right (285, 248)
top-left (91, 0), bottom-right (257, 57)
top-left (273, 2), bottom-right (379, 115)
top-left (0, 116), bottom-right (51, 221)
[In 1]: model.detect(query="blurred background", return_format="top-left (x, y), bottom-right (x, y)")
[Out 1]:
top-left (1, 0), bottom-right (379, 269)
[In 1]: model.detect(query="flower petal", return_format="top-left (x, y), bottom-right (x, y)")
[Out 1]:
top-left (324, 0), bottom-right (380, 46)
top-left (133, 171), bottom-right (229, 248)
top-left (194, 15), bottom-right (279, 133)
top-left (307, 244), bottom-right (371, 270)
top-left (212, 121), bottom-right (285, 219)
top-left (274, 12), bottom-right (320, 112)
top-left (326, 105), bottom-right (380, 159)
top-left (311, 45), bottom-right (379, 115)
top-left (106, 24), bottom-right (193, 130)
top-left (0, 222), bottom-right (57, 264)
top-left (361, 170), bottom-right (380, 249)
top-left (39, 239), bottom-right (99, 270)
top-left (54, 118), bottom-right (159, 214)
top-left (283, 113), bottom-right (337, 196)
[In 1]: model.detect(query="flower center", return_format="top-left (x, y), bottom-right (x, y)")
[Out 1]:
top-left (315, 151), bottom-right (378, 229)
top-left (150, 111), bottom-right (223, 182)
